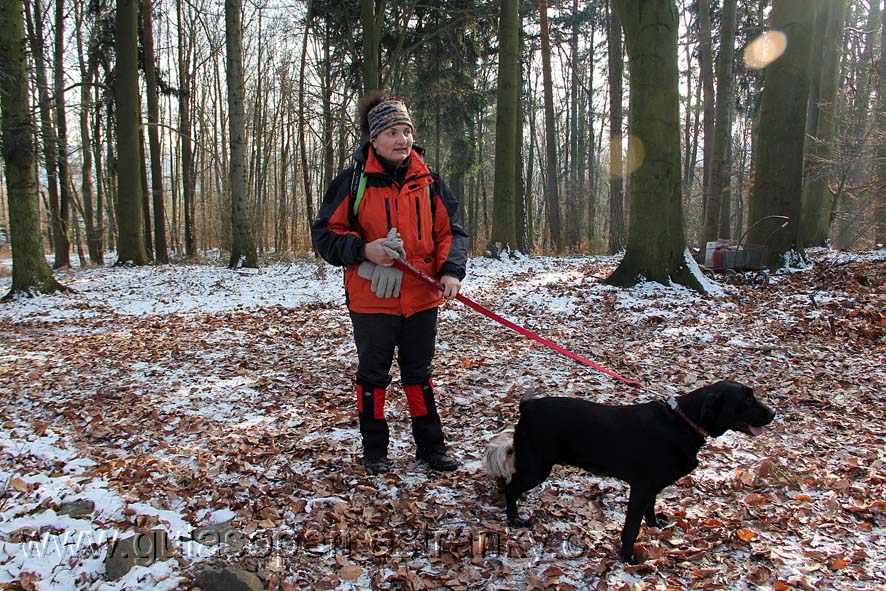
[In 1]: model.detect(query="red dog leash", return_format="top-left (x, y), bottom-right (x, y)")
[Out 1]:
top-left (392, 258), bottom-right (643, 388)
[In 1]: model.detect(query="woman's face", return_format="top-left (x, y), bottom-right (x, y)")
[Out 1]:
top-left (372, 124), bottom-right (413, 164)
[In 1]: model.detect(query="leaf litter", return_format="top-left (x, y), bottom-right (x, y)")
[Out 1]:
top-left (0, 248), bottom-right (884, 590)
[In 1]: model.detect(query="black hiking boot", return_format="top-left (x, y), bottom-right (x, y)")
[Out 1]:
top-left (417, 450), bottom-right (460, 472)
top-left (362, 456), bottom-right (392, 475)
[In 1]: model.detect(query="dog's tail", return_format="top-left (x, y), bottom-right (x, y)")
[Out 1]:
top-left (483, 429), bottom-right (516, 484)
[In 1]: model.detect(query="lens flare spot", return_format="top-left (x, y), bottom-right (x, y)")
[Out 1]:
top-left (743, 31), bottom-right (787, 70)
top-left (608, 135), bottom-right (645, 178)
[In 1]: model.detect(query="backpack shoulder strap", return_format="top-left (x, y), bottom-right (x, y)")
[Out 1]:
top-left (350, 159), bottom-right (366, 217)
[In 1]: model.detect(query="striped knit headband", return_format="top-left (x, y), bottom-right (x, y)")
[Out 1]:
top-left (368, 100), bottom-right (414, 140)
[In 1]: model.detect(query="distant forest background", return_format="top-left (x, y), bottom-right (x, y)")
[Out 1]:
top-left (0, 0), bottom-right (883, 280)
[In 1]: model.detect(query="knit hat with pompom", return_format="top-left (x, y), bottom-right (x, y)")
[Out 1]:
top-left (368, 100), bottom-right (413, 140)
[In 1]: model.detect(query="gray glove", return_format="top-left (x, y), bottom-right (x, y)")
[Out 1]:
top-left (381, 227), bottom-right (406, 259)
top-left (357, 262), bottom-right (402, 297)
top-left (357, 228), bottom-right (406, 298)
top-left (370, 264), bottom-right (402, 297)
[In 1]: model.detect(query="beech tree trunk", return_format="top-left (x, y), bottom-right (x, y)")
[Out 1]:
top-left (0, 0), bottom-right (65, 296)
top-left (607, 0), bottom-right (703, 292)
top-left (489, 0), bottom-right (520, 254)
top-left (114, 0), bottom-right (149, 265)
top-left (225, 0), bottom-right (258, 268)
top-left (748, 0), bottom-right (815, 267)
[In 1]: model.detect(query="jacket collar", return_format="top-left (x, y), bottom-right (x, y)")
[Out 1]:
top-left (354, 141), bottom-right (431, 181)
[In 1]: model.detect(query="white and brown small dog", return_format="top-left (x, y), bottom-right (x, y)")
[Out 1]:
top-left (483, 428), bottom-right (515, 488)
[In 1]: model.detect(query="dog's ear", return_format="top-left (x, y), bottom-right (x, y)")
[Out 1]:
top-left (699, 389), bottom-right (725, 432)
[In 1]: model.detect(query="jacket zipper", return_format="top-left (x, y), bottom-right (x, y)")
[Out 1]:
top-left (384, 198), bottom-right (392, 230)
top-left (415, 197), bottom-right (422, 241)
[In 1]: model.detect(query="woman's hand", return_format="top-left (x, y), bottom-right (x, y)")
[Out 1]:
top-left (363, 239), bottom-right (397, 266)
top-left (440, 275), bottom-right (461, 299)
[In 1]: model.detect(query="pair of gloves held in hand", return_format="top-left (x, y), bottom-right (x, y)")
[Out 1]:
top-left (358, 228), bottom-right (406, 298)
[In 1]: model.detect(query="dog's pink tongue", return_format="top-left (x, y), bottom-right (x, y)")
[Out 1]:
top-left (749, 425), bottom-right (765, 436)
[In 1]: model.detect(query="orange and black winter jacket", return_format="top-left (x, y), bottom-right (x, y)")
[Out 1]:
top-left (311, 143), bottom-right (468, 317)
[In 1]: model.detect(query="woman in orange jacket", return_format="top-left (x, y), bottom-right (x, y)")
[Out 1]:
top-left (311, 92), bottom-right (468, 475)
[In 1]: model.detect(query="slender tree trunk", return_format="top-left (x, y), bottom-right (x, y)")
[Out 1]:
top-left (540, 0), bottom-right (562, 252)
top-left (24, 0), bottom-right (65, 267)
top-left (104, 80), bottom-right (118, 252)
top-left (607, 0), bottom-right (703, 291)
top-left (719, 138), bottom-right (734, 238)
top-left (800, 0), bottom-right (846, 248)
top-left (225, 0), bottom-right (258, 268)
top-left (0, 0), bottom-right (65, 296)
top-left (587, 19), bottom-right (597, 249)
top-left (211, 47), bottom-right (229, 251)
top-left (567, 0), bottom-right (580, 249)
top-left (876, 1), bottom-right (886, 246)
top-left (834, 0), bottom-right (879, 249)
top-left (298, 0), bottom-right (316, 252)
top-left (142, 0), bottom-right (168, 262)
top-left (526, 63), bottom-right (537, 248)
top-left (448, 16), bottom-right (475, 248)
top-left (515, 45), bottom-right (529, 255)
top-left (681, 9), bottom-right (695, 191)
top-left (748, 0), bottom-right (815, 267)
top-left (733, 120), bottom-right (750, 240)
top-left (607, 0), bottom-right (625, 254)
top-left (139, 123), bottom-right (153, 257)
top-left (52, 0), bottom-right (71, 268)
top-left (322, 27), bottom-right (334, 191)
top-left (360, 0), bottom-right (385, 92)
top-left (114, 0), bottom-right (149, 265)
top-left (176, 0), bottom-right (196, 256)
top-left (71, 201), bottom-right (85, 266)
top-left (702, 0), bottom-right (737, 245)
top-left (489, 0), bottom-right (520, 254)
top-left (92, 84), bottom-right (106, 263)
top-left (74, 1), bottom-right (101, 264)
top-left (697, 0), bottom-right (715, 218)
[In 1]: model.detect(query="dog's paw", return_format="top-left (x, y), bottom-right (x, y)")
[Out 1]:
top-left (621, 552), bottom-right (641, 565)
top-left (507, 515), bottom-right (530, 529)
top-left (646, 512), bottom-right (669, 528)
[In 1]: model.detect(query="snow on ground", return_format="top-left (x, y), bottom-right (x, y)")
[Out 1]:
top-left (1, 248), bottom-right (884, 590)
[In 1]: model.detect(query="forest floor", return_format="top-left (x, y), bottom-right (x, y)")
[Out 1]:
top-left (0, 248), bottom-right (884, 591)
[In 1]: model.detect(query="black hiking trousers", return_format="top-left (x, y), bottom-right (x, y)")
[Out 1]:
top-left (350, 308), bottom-right (447, 460)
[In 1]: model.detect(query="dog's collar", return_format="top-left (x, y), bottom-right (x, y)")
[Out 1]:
top-left (665, 398), bottom-right (710, 438)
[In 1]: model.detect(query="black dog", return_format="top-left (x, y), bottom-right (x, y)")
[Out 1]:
top-left (484, 380), bottom-right (775, 563)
